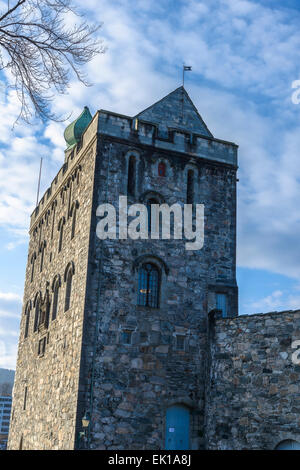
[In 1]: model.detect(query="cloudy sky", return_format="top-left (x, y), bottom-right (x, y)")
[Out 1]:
top-left (1, 0), bottom-right (300, 369)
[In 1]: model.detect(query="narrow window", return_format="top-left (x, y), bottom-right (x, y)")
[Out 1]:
top-left (127, 155), bottom-right (136, 196)
top-left (67, 181), bottom-right (72, 218)
top-left (24, 304), bottom-right (31, 339)
top-left (65, 270), bottom-right (73, 312)
top-left (175, 335), bottom-right (185, 351)
top-left (40, 242), bottom-right (45, 272)
top-left (71, 202), bottom-right (79, 240)
top-left (38, 337), bottom-right (46, 356)
top-left (52, 282), bottom-right (59, 321)
top-left (158, 162), bottom-right (166, 177)
top-left (33, 298), bottom-right (40, 332)
top-left (187, 170), bottom-right (194, 204)
top-left (121, 330), bottom-right (132, 345)
top-left (137, 263), bottom-right (159, 308)
top-left (51, 203), bottom-right (56, 240)
top-left (30, 254), bottom-right (36, 283)
top-left (58, 219), bottom-right (65, 253)
top-left (23, 387), bottom-right (27, 410)
top-left (216, 293), bottom-right (227, 318)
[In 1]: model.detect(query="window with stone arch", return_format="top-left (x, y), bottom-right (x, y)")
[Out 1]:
top-left (158, 161), bottom-right (166, 177)
top-left (39, 241), bottom-right (46, 272)
top-left (52, 275), bottom-right (61, 321)
top-left (24, 301), bottom-right (32, 339)
top-left (58, 217), bottom-right (65, 253)
top-left (33, 293), bottom-right (41, 332)
top-left (30, 252), bottom-right (36, 282)
top-left (127, 154), bottom-right (136, 197)
top-left (137, 263), bottom-right (160, 308)
top-left (64, 262), bottom-right (75, 312)
top-left (70, 201), bottom-right (79, 240)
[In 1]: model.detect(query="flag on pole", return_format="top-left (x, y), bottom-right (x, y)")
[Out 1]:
top-left (183, 66), bottom-right (192, 71)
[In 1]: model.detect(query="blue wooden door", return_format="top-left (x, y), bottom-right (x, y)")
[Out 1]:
top-left (165, 405), bottom-right (190, 450)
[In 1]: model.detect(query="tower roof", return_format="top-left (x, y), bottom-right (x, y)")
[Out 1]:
top-left (64, 106), bottom-right (92, 150)
top-left (135, 86), bottom-right (213, 137)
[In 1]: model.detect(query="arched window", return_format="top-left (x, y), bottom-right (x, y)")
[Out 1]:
top-left (70, 201), bottom-right (79, 240)
top-left (187, 170), bottom-right (194, 204)
top-left (39, 241), bottom-right (46, 272)
top-left (58, 217), bottom-right (65, 253)
top-left (24, 302), bottom-right (31, 339)
top-left (51, 201), bottom-right (57, 240)
top-left (137, 263), bottom-right (160, 308)
top-left (52, 279), bottom-right (60, 321)
top-left (67, 179), bottom-right (72, 218)
top-left (33, 296), bottom-right (40, 332)
top-left (158, 162), bottom-right (166, 177)
top-left (64, 263), bottom-right (74, 312)
top-left (275, 440), bottom-right (300, 450)
top-left (127, 155), bottom-right (136, 196)
top-left (30, 253), bottom-right (36, 283)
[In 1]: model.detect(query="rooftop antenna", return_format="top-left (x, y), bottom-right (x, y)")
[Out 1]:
top-left (36, 157), bottom-right (43, 207)
top-left (182, 64), bottom-right (192, 121)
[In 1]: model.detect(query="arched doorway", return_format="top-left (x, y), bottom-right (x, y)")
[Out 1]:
top-left (275, 440), bottom-right (300, 450)
top-left (165, 405), bottom-right (190, 450)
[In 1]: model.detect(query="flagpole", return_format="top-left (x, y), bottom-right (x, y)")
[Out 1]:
top-left (181, 64), bottom-right (192, 122)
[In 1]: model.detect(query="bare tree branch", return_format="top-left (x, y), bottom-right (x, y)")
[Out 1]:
top-left (0, 0), bottom-right (105, 123)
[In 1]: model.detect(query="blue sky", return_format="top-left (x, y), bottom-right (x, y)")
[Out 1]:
top-left (1, 0), bottom-right (300, 369)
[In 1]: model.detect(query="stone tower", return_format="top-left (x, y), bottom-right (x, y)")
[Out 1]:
top-left (8, 87), bottom-right (238, 450)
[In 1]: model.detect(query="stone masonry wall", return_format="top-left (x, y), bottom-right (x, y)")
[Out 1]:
top-left (8, 129), bottom-right (98, 450)
top-left (205, 310), bottom-right (300, 450)
top-left (77, 129), bottom-right (237, 450)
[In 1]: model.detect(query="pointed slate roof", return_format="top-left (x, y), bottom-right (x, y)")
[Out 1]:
top-left (135, 86), bottom-right (212, 137)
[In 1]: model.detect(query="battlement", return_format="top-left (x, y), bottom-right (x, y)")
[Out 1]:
top-left (30, 94), bottom-right (238, 230)
top-left (97, 109), bottom-right (238, 166)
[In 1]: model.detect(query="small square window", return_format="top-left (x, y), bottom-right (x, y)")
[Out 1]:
top-left (175, 335), bottom-right (185, 351)
top-left (38, 337), bottom-right (46, 356)
top-left (140, 332), bottom-right (148, 343)
top-left (121, 330), bottom-right (132, 345)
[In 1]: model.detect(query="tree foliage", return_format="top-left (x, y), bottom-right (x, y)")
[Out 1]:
top-left (0, 0), bottom-right (104, 122)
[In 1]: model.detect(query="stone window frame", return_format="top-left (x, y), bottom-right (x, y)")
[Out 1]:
top-left (30, 252), bottom-right (36, 283)
top-left (133, 254), bottom-right (169, 310)
top-left (174, 333), bottom-right (186, 351)
top-left (125, 149), bottom-right (140, 198)
top-left (64, 261), bottom-right (75, 313)
top-left (39, 240), bottom-right (46, 273)
top-left (57, 216), bottom-right (66, 253)
top-left (24, 300), bottom-right (32, 340)
top-left (184, 162), bottom-right (199, 205)
top-left (208, 283), bottom-right (237, 319)
top-left (51, 274), bottom-right (61, 321)
top-left (119, 328), bottom-right (134, 345)
top-left (154, 157), bottom-right (172, 179)
top-left (33, 291), bottom-right (42, 333)
top-left (70, 200), bottom-right (80, 240)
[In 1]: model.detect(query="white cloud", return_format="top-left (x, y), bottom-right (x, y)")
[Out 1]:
top-left (0, 292), bottom-right (22, 302)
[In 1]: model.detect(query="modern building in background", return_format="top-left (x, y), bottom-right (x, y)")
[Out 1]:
top-left (7, 88), bottom-right (300, 450)
top-left (0, 396), bottom-right (12, 449)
